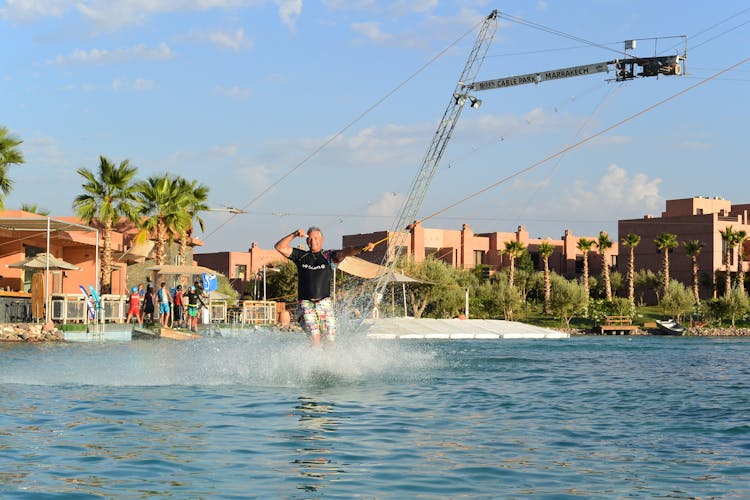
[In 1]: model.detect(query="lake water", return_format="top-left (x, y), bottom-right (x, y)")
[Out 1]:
top-left (1, 333), bottom-right (749, 498)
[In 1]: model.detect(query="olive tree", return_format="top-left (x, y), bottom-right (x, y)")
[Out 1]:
top-left (659, 281), bottom-right (695, 323)
top-left (721, 286), bottom-right (749, 327)
top-left (549, 275), bottom-right (588, 327)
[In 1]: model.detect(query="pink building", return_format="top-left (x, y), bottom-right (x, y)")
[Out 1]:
top-left (343, 223), bottom-right (616, 278)
top-left (618, 196), bottom-right (750, 299)
top-left (194, 242), bottom-right (284, 296)
top-left (0, 211), bottom-right (120, 295)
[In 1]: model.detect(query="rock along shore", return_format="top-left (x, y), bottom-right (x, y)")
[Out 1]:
top-left (0, 323), bottom-right (64, 342)
top-left (1, 323), bottom-right (749, 342)
top-left (558, 327), bottom-right (750, 337)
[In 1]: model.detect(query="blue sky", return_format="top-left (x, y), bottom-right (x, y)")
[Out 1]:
top-left (2, 0), bottom-right (749, 253)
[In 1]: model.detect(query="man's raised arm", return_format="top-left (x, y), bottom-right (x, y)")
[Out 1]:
top-left (275, 229), bottom-right (306, 258)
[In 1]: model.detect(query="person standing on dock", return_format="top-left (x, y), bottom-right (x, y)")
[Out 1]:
top-left (185, 285), bottom-right (206, 332)
top-left (275, 227), bottom-right (374, 347)
top-left (142, 284), bottom-right (156, 325)
top-left (158, 282), bottom-right (172, 327)
top-left (126, 286), bottom-right (141, 326)
top-left (173, 285), bottom-right (184, 328)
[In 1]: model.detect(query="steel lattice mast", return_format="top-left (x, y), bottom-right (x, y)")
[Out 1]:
top-left (371, 10), bottom-right (499, 303)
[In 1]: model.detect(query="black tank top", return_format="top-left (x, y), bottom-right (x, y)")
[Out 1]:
top-left (290, 248), bottom-right (336, 300)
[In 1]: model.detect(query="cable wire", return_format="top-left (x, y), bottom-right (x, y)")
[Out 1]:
top-left (415, 56), bottom-right (750, 226)
top-left (202, 15), bottom-right (489, 242)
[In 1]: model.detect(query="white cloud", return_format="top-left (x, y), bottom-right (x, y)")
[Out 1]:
top-left (592, 135), bottom-right (634, 146)
top-left (458, 108), bottom-right (567, 142)
top-left (133, 78), bottom-right (155, 91)
top-left (24, 135), bottom-right (67, 167)
top-left (237, 164), bottom-right (274, 194)
top-left (367, 191), bottom-right (405, 218)
top-left (275, 0), bottom-right (302, 30)
top-left (168, 144), bottom-right (240, 164)
top-left (566, 164), bottom-right (662, 214)
top-left (0, 0), bottom-right (73, 22)
top-left (322, 0), bottom-right (375, 10)
top-left (207, 28), bottom-right (252, 51)
top-left (350, 19), bottom-right (424, 48)
top-left (323, 0), bottom-right (436, 16)
top-left (2, 1), bottom-right (284, 30)
top-left (215, 85), bottom-right (252, 100)
top-left (258, 120), bottom-right (428, 170)
top-left (351, 21), bottom-right (393, 45)
top-left (51, 43), bottom-right (173, 65)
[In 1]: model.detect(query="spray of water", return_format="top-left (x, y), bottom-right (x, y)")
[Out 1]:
top-left (0, 328), bottom-right (438, 388)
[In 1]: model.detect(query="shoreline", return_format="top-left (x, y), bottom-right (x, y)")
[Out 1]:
top-left (557, 326), bottom-right (750, 337)
top-left (2, 322), bottom-right (750, 342)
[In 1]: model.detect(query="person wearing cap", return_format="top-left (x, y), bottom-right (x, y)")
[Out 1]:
top-left (126, 286), bottom-right (141, 325)
top-left (275, 226), bottom-right (375, 347)
top-left (185, 285), bottom-right (206, 332)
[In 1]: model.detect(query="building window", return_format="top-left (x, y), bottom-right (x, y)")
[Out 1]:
top-left (530, 252), bottom-right (541, 271)
top-left (473, 250), bottom-right (485, 266)
top-left (610, 255), bottom-right (618, 268)
top-left (696, 208), bottom-right (704, 215)
top-left (235, 264), bottom-right (247, 280)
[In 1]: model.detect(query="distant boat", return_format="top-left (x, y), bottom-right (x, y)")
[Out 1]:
top-left (655, 319), bottom-right (686, 335)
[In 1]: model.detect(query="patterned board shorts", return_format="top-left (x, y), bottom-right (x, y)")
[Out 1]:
top-left (297, 298), bottom-right (336, 341)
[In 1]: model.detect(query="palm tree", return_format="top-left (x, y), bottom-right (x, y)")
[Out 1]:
top-left (735, 229), bottom-right (747, 294)
top-left (596, 231), bottom-right (613, 300)
top-left (621, 233), bottom-right (641, 308)
top-left (502, 240), bottom-right (526, 289)
top-left (683, 240), bottom-right (704, 304)
top-left (0, 126), bottom-right (25, 209)
top-left (174, 178), bottom-right (209, 265)
top-left (720, 226), bottom-right (737, 297)
top-left (20, 203), bottom-right (50, 215)
top-left (576, 237), bottom-right (595, 300)
top-left (654, 232), bottom-right (678, 295)
top-left (73, 156), bottom-right (139, 293)
top-left (537, 241), bottom-right (554, 314)
top-left (136, 174), bottom-right (195, 266)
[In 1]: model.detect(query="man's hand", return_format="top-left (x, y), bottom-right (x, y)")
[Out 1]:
top-left (362, 242), bottom-right (376, 252)
top-left (295, 229), bottom-right (307, 238)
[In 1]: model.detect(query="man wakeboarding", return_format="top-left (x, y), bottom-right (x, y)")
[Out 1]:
top-left (275, 226), bottom-right (374, 347)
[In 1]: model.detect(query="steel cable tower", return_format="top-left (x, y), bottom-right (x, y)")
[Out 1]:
top-left (370, 10), bottom-right (499, 306)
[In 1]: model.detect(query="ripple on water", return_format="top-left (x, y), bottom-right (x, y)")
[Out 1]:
top-left (1, 336), bottom-right (749, 498)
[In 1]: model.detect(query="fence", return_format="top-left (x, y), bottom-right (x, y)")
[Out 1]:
top-left (0, 296), bottom-right (31, 323)
top-left (226, 300), bottom-right (277, 325)
top-left (51, 294), bottom-right (128, 323)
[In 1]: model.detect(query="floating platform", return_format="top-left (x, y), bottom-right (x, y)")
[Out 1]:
top-left (132, 325), bottom-right (202, 340)
top-left (63, 328), bottom-right (131, 342)
top-left (361, 318), bottom-right (569, 340)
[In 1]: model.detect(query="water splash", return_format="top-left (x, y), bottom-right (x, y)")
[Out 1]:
top-left (0, 329), bottom-right (438, 388)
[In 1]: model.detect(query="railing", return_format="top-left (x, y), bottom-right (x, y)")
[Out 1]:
top-left (51, 294), bottom-right (128, 323)
top-left (230, 300), bottom-right (277, 325)
top-left (209, 300), bottom-right (227, 323)
top-left (0, 296), bottom-right (31, 323)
